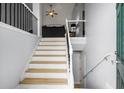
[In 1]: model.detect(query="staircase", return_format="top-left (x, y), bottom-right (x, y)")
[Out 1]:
top-left (17, 37), bottom-right (71, 89)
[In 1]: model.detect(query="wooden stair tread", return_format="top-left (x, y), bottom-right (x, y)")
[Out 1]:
top-left (38, 44), bottom-right (66, 46)
top-left (35, 49), bottom-right (66, 51)
top-left (30, 61), bottom-right (66, 64)
top-left (26, 69), bottom-right (67, 73)
top-left (40, 40), bottom-right (65, 42)
top-left (33, 55), bottom-right (66, 57)
top-left (20, 78), bottom-right (68, 85)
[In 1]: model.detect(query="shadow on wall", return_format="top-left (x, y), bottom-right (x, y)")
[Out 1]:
top-left (0, 23), bottom-right (39, 88)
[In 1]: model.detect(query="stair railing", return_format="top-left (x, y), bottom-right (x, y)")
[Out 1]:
top-left (83, 54), bottom-right (111, 79)
top-left (0, 3), bottom-right (37, 35)
top-left (65, 18), bottom-right (74, 88)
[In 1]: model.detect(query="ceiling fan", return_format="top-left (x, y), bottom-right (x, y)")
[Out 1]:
top-left (46, 5), bottom-right (58, 18)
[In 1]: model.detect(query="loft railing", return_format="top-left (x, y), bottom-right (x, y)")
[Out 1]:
top-left (65, 19), bottom-right (73, 71)
top-left (65, 19), bottom-right (86, 71)
top-left (0, 3), bottom-right (37, 35)
top-left (65, 19), bottom-right (74, 88)
top-left (65, 19), bottom-right (86, 88)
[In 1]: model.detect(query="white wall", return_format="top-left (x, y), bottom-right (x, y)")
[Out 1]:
top-left (33, 3), bottom-right (42, 37)
top-left (42, 3), bottom-right (74, 25)
top-left (72, 3), bottom-right (83, 20)
top-left (71, 3), bottom-right (84, 37)
top-left (84, 4), bottom-right (116, 89)
top-left (72, 52), bottom-right (81, 84)
top-left (0, 22), bottom-right (39, 88)
top-left (71, 37), bottom-right (86, 85)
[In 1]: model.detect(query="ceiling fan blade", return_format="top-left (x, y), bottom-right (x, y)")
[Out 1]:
top-left (50, 5), bottom-right (53, 10)
top-left (46, 14), bottom-right (49, 16)
top-left (46, 11), bottom-right (49, 13)
top-left (50, 4), bottom-right (52, 8)
top-left (51, 15), bottom-right (54, 18)
top-left (54, 13), bottom-right (58, 15)
top-left (52, 10), bottom-right (55, 12)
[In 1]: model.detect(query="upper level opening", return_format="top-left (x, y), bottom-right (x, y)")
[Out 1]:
top-left (41, 3), bottom-right (85, 37)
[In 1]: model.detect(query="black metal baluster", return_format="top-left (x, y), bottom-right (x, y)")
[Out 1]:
top-left (23, 5), bottom-right (25, 30)
top-left (17, 3), bottom-right (19, 28)
top-left (21, 4), bottom-right (23, 30)
top-left (31, 14), bottom-right (33, 33)
top-left (15, 3), bottom-right (17, 27)
top-left (28, 11), bottom-right (30, 33)
top-left (18, 3), bottom-right (20, 29)
top-left (11, 3), bottom-right (14, 26)
top-left (27, 9), bottom-right (28, 32)
top-left (0, 3), bottom-right (1, 21)
top-left (18, 3), bottom-right (21, 28)
top-left (0, 3), bottom-right (37, 35)
top-left (29, 13), bottom-right (31, 33)
top-left (27, 10), bottom-right (29, 32)
top-left (25, 8), bottom-right (27, 31)
top-left (5, 3), bottom-right (7, 23)
top-left (20, 3), bottom-right (21, 29)
top-left (13, 3), bottom-right (15, 26)
top-left (23, 5), bottom-right (24, 30)
top-left (82, 10), bottom-right (85, 37)
top-left (24, 8), bottom-right (26, 31)
top-left (28, 12), bottom-right (30, 32)
top-left (11, 3), bottom-right (13, 26)
top-left (20, 4), bottom-right (22, 29)
top-left (10, 3), bottom-right (11, 25)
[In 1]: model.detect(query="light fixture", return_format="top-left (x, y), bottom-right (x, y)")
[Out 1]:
top-left (46, 5), bottom-right (58, 18)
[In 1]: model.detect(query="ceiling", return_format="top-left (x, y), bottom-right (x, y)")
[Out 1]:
top-left (41, 3), bottom-right (75, 25)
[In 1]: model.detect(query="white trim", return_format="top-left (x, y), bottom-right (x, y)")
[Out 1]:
top-left (65, 18), bottom-right (74, 88)
top-left (37, 17), bottom-right (41, 37)
top-left (0, 22), bottom-right (38, 38)
top-left (32, 3), bottom-right (41, 37)
top-left (23, 3), bottom-right (37, 20)
top-left (67, 20), bottom-right (86, 23)
top-left (31, 56), bottom-right (66, 61)
top-left (24, 73), bottom-right (67, 78)
top-left (29, 64), bottom-right (67, 69)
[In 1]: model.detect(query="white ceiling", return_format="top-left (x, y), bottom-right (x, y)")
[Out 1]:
top-left (41, 3), bottom-right (75, 25)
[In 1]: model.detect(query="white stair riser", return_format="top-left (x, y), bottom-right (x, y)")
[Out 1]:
top-left (29, 64), bottom-right (67, 69)
top-left (16, 85), bottom-right (69, 89)
top-left (24, 73), bottom-right (67, 78)
top-left (18, 37), bottom-right (70, 89)
top-left (39, 42), bottom-right (66, 45)
top-left (33, 51), bottom-right (66, 55)
top-left (37, 46), bottom-right (66, 50)
top-left (41, 38), bottom-right (65, 42)
top-left (32, 57), bottom-right (66, 61)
